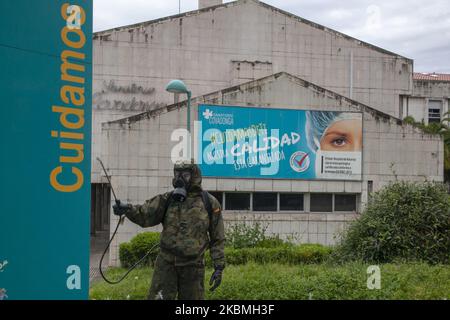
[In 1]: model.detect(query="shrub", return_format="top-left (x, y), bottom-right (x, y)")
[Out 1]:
top-left (119, 228), bottom-right (298, 267)
top-left (225, 221), bottom-right (294, 249)
top-left (120, 231), bottom-right (329, 267)
top-left (205, 244), bottom-right (332, 266)
top-left (333, 181), bottom-right (450, 264)
top-left (119, 232), bottom-right (160, 268)
top-left (118, 242), bottom-right (134, 268)
top-left (256, 236), bottom-right (290, 248)
top-left (225, 220), bottom-right (268, 249)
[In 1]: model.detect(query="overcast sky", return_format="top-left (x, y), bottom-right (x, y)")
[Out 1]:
top-left (94, 0), bottom-right (450, 73)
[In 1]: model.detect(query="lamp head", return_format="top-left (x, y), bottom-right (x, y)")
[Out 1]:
top-left (166, 79), bottom-right (189, 94)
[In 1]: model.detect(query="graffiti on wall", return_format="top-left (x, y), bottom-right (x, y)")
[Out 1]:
top-left (93, 80), bottom-right (165, 111)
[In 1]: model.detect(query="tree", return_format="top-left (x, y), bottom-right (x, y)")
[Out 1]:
top-left (333, 181), bottom-right (450, 264)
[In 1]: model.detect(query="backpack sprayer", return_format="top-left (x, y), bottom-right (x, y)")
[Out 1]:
top-left (96, 157), bottom-right (159, 284)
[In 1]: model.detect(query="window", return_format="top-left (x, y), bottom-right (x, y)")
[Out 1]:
top-left (428, 100), bottom-right (442, 123)
top-left (368, 181), bottom-right (373, 197)
top-left (215, 191), bottom-right (358, 213)
top-left (91, 183), bottom-right (111, 236)
top-left (310, 194), bottom-right (333, 212)
top-left (208, 191), bottom-right (223, 207)
top-left (399, 95), bottom-right (406, 120)
top-left (334, 194), bottom-right (357, 211)
top-left (225, 193), bottom-right (250, 210)
top-left (280, 193), bottom-right (304, 211)
top-left (253, 192), bottom-right (277, 211)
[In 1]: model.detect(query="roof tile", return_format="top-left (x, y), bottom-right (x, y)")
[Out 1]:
top-left (413, 72), bottom-right (450, 81)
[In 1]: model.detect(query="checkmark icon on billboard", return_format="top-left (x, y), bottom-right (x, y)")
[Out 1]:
top-left (296, 153), bottom-right (309, 167)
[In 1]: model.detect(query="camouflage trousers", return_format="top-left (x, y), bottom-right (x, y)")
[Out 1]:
top-left (148, 254), bottom-right (205, 300)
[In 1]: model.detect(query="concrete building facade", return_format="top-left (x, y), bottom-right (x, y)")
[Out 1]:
top-left (89, 0), bottom-right (446, 266)
top-left (100, 73), bottom-right (444, 266)
top-left (402, 73), bottom-right (450, 124)
top-left (92, 0), bottom-right (414, 183)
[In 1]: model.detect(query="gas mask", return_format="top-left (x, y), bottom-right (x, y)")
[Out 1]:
top-left (172, 169), bottom-right (192, 202)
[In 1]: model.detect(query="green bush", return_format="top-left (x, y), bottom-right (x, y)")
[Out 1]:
top-left (118, 242), bottom-right (134, 268)
top-left (119, 232), bottom-right (160, 268)
top-left (225, 221), bottom-right (294, 249)
top-left (255, 236), bottom-right (290, 248)
top-left (333, 181), bottom-right (450, 264)
top-left (225, 221), bottom-right (268, 249)
top-left (206, 244), bottom-right (332, 266)
top-left (120, 232), bottom-right (329, 267)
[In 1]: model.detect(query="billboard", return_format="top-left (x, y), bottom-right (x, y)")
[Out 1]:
top-left (0, 1), bottom-right (92, 299)
top-left (198, 105), bottom-right (362, 180)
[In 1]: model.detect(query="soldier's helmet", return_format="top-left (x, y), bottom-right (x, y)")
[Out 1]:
top-left (173, 159), bottom-right (202, 190)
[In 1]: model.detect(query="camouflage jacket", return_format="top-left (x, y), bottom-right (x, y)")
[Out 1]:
top-left (125, 190), bottom-right (225, 268)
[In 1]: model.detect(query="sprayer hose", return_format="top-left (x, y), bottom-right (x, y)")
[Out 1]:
top-left (99, 215), bottom-right (159, 285)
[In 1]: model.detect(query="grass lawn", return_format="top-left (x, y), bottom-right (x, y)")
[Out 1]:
top-left (90, 262), bottom-right (450, 300)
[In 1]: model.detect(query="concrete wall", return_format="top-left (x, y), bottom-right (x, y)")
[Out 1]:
top-left (199, 0), bottom-right (223, 9)
top-left (402, 80), bottom-right (450, 124)
top-left (93, 0), bottom-right (412, 115)
top-left (413, 80), bottom-right (450, 98)
top-left (405, 97), bottom-right (427, 123)
top-left (92, 0), bottom-right (413, 183)
top-left (91, 42), bottom-right (167, 181)
top-left (101, 73), bottom-right (443, 266)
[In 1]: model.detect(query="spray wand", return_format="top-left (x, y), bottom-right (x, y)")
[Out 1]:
top-left (96, 157), bottom-right (158, 285)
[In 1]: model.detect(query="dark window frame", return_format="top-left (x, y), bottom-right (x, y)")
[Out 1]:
top-left (279, 193), bottom-right (304, 211)
top-left (214, 191), bottom-right (359, 213)
top-left (252, 192), bottom-right (278, 212)
top-left (310, 193), bottom-right (333, 213)
top-left (224, 192), bottom-right (251, 211)
top-left (334, 194), bottom-right (357, 212)
top-left (428, 100), bottom-right (442, 123)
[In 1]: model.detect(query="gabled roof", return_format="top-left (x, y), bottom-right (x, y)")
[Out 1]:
top-left (104, 72), bottom-right (441, 139)
top-left (94, 0), bottom-right (411, 62)
top-left (104, 71), bottom-right (408, 129)
top-left (413, 72), bottom-right (450, 82)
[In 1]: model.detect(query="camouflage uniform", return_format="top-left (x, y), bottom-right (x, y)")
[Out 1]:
top-left (124, 163), bottom-right (225, 300)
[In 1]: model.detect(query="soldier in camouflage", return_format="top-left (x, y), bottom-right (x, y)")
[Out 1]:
top-left (113, 161), bottom-right (225, 300)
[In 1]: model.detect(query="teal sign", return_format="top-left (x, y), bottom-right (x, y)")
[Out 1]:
top-left (198, 105), bottom-right (362, 180)
top-left (0, 1), bottom-right (92, 299)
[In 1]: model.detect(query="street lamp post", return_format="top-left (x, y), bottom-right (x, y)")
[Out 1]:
top-left (166, 79), bottom-right (192, 159)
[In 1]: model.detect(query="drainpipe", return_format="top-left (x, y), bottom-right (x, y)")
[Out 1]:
top-left (350, 50), bottom-right (354, 99)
